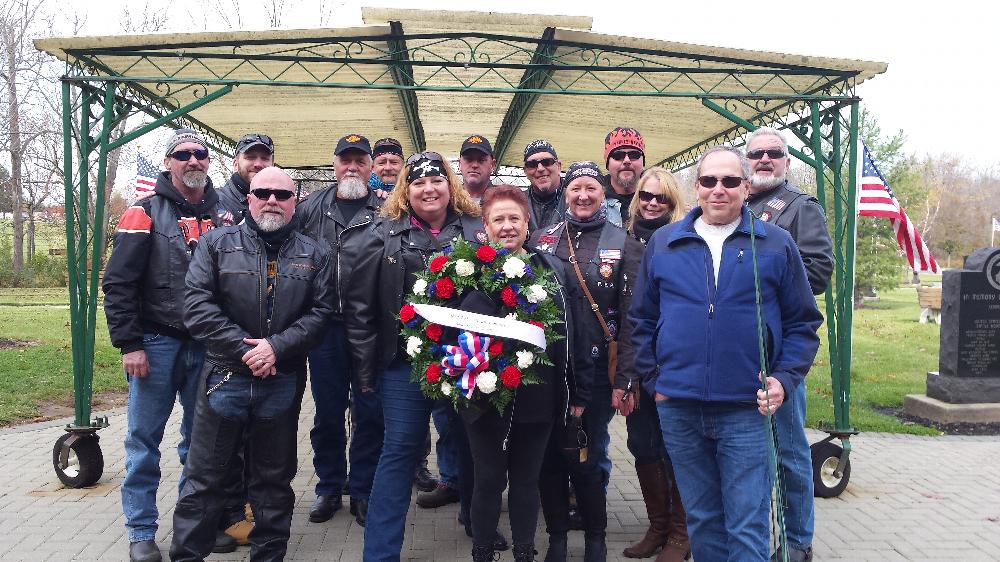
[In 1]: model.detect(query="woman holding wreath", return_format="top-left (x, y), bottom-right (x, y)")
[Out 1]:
top-left (344, 152), bottom-right (484, 562)
top-left (529, 161), bottom-right (645, 562)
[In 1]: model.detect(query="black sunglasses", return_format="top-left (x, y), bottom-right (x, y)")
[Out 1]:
top-left (638, 191), bottom-right (671, 204)
top-left (609, 149), bottom-right (643, 162)
top-left (698, 175), bottom-right (745, 189)
top-left (171, 149), bottom-right (210, 161)
top-left (239, 133), bottom-right (273, 146)
top-left (405, 151), bottom-right (444, 166)
top-left (746, 148), bottom-right (786, 160)
top-left (250, 188), bottom-right (295, 201)
top-left (525, 157), bottom-right (557, 169)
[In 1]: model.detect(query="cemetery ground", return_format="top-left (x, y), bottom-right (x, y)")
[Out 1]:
top-left (0, 281), bottom-right (953, 434)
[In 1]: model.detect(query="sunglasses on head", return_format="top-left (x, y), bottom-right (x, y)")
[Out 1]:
top-left (638, 191), bottom-right (671, 204)
top-left (171, 149), bottom-right (210, 161)
top-left (250, 188), bottom-right (295, 201)
top-left (746, 148), bottom-right (786, 160)
top-left (698, 175), bottom-right (745, 189)
top-left (239, 133), bottom-right (272, 145)
top-left (525, 157), bottom-right (557, 169)
top-left (609, 149), bottom-right (643, 162)
top-left (405, 151), bottom-right (444, 167)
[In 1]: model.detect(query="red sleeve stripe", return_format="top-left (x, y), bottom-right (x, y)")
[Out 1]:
top-left (117, 206), bottom-right (153, 234)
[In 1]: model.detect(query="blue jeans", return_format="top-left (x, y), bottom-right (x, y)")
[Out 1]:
top-left (309, 321), bottom-right (384, 499)
top-left (364, 359), bottom-right (435, 562)
top-left (431, 398), bottom-right (461, 488)
top-left (774, 381), bottom-right (814, 550)
top-left (122, 333), bottom-right (203, 543)
top-left (625, 387), bottom-right (667, 465)
top-left (658, 400), bottom-right (771, 562)
top-left (585, 382), bottom-right (616, 483)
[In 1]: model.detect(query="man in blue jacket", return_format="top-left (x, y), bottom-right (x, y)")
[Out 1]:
top-left (630, 146), bottom-right (822, 562)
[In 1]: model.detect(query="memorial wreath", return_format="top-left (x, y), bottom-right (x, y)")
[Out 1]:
top-left (399, 239), bottom-right (563, 414)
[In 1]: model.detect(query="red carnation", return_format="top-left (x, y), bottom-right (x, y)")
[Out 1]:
top-left (501, 286), bottom-right (518, 308)
top-left (400, 304), bottom-right (416, 323)
top-left (435, 277), bottom-right (456, 299)
top-left (425, 323), bottom-right (443, 342)
top-left (476, 246), bottom-right (497, 263)
top-left (529, 320), bottom-right (543, 328)
top-left (430, 255), bottom-right (449, 273)
top-left (500, 366), bottom-right (522, 388)
top-left (488, 340), bottom-right (503, 355)
top-left (426, 363), bottom-right (442, 384)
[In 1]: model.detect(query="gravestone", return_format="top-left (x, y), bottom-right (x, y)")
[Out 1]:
top-left (905, 247), bottom-right (1000, 422)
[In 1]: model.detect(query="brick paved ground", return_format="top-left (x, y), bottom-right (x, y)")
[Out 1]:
top-left (2, 394), bottom-right (999, 561)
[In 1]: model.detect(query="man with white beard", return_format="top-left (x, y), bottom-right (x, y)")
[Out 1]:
top-left (744, 127), bottom-right (833, 562)
top-left (171, 166), bottom-right (335, 562)
top-left (297, 134), bottom-right (385, 527)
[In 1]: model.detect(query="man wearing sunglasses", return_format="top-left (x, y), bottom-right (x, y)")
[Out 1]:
top-left (745, 129), bottom-right (832, 562)
top-left (218, 133), bottom-right (275, 220)
top-left (631, 146), bottom-right (822, 562)
top-left (296, 134), bottom-right (385, 527)
top-left (171, 166), bottom-right (335, 562)
top-left (522, 139), bottom-right (566, 230)
top-left (603, 126), bottom-right (646, 227)
top-left (458, 134), bottom-right (496, 203)
top-left (103, 128), bottom-right (236, 562)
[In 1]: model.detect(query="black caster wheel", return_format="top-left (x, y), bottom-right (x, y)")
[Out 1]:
top-left (811, 441), bottom-right (850, 498)
top-left (53, 432), bottom-right (104, 488)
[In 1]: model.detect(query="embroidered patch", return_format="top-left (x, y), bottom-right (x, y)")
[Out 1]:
top-left (539, 235), bottom-right (557, 245)
top-left (599, 262), bottom-right (614, 279)
top-left (466, 135), bottom-right (484, 144)
top-left (346, 134), bottom-right (362, 142)
top-left (545, 223), bottom-right (562, 234)
top-left (591, 345), bottom-right (600, 358)
top-left (598, 249), bottom-right (621, 261)
top-left (607, 320), bottom-right (618, 338)
top-left (766, 198), bottom-right (786, 211)
top-left (760, 211), bottom-right (772, 222)
top-left (475, 230), bottom-right (488, 244)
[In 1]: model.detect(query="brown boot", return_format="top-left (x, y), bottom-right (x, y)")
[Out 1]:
top-left (655, 461), bottom-right (690, 562)
top-left (623, 461), bottom-right (670, 558)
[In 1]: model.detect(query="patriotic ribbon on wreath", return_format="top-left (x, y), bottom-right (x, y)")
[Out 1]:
top-left (441, 331), bottom-right (491, 399)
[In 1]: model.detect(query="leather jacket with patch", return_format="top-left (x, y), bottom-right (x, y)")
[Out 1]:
top-left (183, 221), bottom-right (335, 373)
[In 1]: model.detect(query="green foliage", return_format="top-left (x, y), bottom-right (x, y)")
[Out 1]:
top-left (0, 239), bottom-right (68, 287)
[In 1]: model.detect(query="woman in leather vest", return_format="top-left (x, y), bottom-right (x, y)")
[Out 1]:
top-left (344, 153), bottom-right (483, 561)
top-left (528, 161), bottom-right (644, 562)
top-left (621, 167), bottom-right (691, 562)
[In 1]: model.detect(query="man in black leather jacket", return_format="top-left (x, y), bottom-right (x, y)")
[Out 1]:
top-left (170, 167), bottom-right (335, 562)
top-left (103, 128), bottom-right (234, 562)
top-left (217, 133), bottom-right (275, 220)
top-left (744, 127), bottom-right (834, 562)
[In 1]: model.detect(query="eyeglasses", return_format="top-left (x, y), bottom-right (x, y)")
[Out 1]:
top-left (609, 149), bottom-right (643, 162)
top-left (406, 151), bottom-right (444, 166)
top-left (697, 175), bottom-right (745, 189)
top-left (250, 188), bottom-right (295, 201)
top-left (638, 191), bottom-right (671, 204)
top-left (746, 148), bottom-right (786, 160)
top-left (171, 149), bottom-right (210, 161)
top-left (525, 157), bottom-right (557, 169)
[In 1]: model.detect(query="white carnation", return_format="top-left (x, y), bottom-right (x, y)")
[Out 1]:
top-left (526, 284), bottom-right (547, 304)
top-left (476, 372), bottom-right (498, 394)
top-left (455, 259), bottom-right (475, 277)
top-left (505, 312), bottom-right (518, 321)
top-left (441, 381), bottom-right (453, 396)
top-left (405, 336), bottom-right (422, 357)
top-left (502, 256), bottom-right (527, 278)
top-left (516, 350), bottom-right (534, 369)
top-left (412, 279), bottom-right (428, 295)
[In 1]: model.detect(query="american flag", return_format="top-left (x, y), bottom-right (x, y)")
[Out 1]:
top-left (857, 142), bottom-right (939, 273)
top-left (135, 154), bottom-right (158, 195)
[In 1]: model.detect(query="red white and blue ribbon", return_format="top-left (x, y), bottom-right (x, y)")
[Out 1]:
top-left (441, 331), bottom-right (491, 399)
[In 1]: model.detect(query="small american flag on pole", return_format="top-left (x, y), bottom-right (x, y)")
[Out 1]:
top-left (135, 154), bottom-right (158, 195)
top-left (857, 142), bottom-right (939, 273)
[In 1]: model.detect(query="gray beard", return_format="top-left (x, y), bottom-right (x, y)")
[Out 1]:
top-left (750, 172), bottom-right (785, 191)
top-left (181, 170), bottom-right (208, 189)
top-left (615, 172), bottom-right (637, 192)
top-left (256, 211), bottom-right (286, 232)
top-left (338, 176), bottom-right (369, 200)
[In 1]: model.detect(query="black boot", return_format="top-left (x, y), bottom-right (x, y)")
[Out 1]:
top-left (583, 534), bottom-right (607, 562)
top-left (542, 534), bottom-right (566, 562)
top-left (513, 543), bottom-right (538, 562)
top-left (575, 481), bottom-right (607, 562)
top-left (471, 544), bottom-right (496, 562)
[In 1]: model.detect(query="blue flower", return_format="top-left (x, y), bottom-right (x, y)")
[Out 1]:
top-left (497, 248), bottom-right (510, 256)
top-left (497, 356), bottom-right (509, 369)
top-left (405, 319), bottom-right (420, 329)
top-left (524, 264), bottom-right (534, 277)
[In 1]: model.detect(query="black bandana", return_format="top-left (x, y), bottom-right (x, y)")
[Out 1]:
top-left (406, 158), bottom-right (445, 184)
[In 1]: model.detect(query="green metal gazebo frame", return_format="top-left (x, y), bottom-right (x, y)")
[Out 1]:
top-left (37, 11), bottom-right (881, 491)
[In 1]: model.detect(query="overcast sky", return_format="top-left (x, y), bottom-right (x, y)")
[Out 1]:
top-left (64, 0), bottom-right (998, 170)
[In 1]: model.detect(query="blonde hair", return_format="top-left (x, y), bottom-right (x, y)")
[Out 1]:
top-left (626, 167), bottom-right (685, 231)
top-left (380, 160), bottom-right (481, 220)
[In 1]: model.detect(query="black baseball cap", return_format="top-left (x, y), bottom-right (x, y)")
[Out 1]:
top-left (235, 133), bottom-right (274, 155)
top-left (334, 134), bottom-right (372, 156)
top-left (460, 134), bottom-right (494, 158)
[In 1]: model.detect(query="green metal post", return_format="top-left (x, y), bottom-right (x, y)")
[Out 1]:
top-left (62, 80), bottom-right (87, 428)
top-left (72, 87), bottom-right (93, 428)
top-left (838, 103), bottom-right (860, 433)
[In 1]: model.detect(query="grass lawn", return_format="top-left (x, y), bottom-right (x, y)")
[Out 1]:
top-left (0, 285), bottom-right (942, 434)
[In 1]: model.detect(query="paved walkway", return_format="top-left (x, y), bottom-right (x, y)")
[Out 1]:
top-left (2, 394), bottom-right (999, 561)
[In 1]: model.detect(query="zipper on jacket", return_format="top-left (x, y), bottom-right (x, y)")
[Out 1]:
top-left (703, 243), bottom-right (714, 401)
top-left (558, 284), bottom-right (571, 425)
top-left (335, 214), bottom-right (374, 314)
